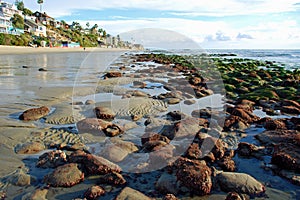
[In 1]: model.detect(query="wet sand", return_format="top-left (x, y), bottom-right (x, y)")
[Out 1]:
top-left (0, 45), bottom-right (130, 55)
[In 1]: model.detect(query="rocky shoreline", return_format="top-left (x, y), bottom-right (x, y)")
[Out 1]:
top-left (1, 52), bottom-right (299, 199)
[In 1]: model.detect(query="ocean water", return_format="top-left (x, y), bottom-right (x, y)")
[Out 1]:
top-left (206, 49), bottom-right (300, 70)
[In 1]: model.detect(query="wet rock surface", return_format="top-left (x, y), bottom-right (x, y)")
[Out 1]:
top-left (69, 150), bottom-right (122, 175)
top-left (19, 106), bottom-right (50, 121)
top-left (84, 185), bottom-right (105, 200)
top-left (43, 163), bottom-right (84, 187)
top-left (216, 171), bottom-right (265, 197)
top-left (175, 157), bottom-right (212, 196)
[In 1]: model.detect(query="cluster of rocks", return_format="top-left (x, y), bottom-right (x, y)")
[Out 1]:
top-left (14, 52), bottom-right (299, 199)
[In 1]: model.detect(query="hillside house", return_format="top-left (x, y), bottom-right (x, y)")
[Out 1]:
top-left (33, 11), bottom-right (55, 27)
top-left (24, 18), bottom-right (47, 37)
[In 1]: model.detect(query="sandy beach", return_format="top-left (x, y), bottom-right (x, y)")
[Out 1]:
top-left (0, 49), bottom-right (299, 199)
top-left (0, 45), bottom-right (130, 55)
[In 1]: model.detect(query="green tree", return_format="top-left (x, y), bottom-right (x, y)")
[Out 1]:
top-left (91, 24), bottom-right (98, 34)
top-left (103, 30), bottom-right (107, 38)
top-left (86, 22), bottom-right (90, 29)
top-left (60, 20), bottom-right (66, 29)
top-left (23, 8), bottom-right (33, 16)
top-left (11, 14), bottom-right (24, 29)
top-left (15, 0), bottom-right (24, 11)
top-left (37, 0), bottom-right (44, 12)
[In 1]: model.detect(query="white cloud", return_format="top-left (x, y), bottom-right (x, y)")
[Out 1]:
top-left (6, 0), bottom-right (299, 48)
top-left (8, 0), bottom-right (300, 18)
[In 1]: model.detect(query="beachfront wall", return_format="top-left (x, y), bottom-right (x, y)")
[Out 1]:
top-left (61, 41), bottom-right (80, 48)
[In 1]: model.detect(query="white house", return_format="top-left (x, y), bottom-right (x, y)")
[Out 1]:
top-left (0, 12), bottom-right (10, 33)
top-left (24, 19), bottom-right (47, 37)
top-left (0, 1), bottom-right (22, 18)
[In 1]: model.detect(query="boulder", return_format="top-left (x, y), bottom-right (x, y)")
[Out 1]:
top-left (69, 150), bottom-right (121, 175)
top-left (44, 163), bottom-right (84, 187)
top-left (84, 185), bottom-right (105, 200)
top-left (281, 106), bottom-right (300, 115)
top-left (76, 118), bottom-right (123, 137)
top-left (7, 169), bottom-right (32, 187)
top-left (141, 132), bottom-right (170, 145)
top-left (94, 106), bottom-right (116, 120)
top-left (15, 142), bottom-right (45, 154)
top-left (272, 143), bottom-right (300, 172)
top-left (115, 187), bottom-right (152, 200)
top-left (36, 150), bottom-right (67, 168)
top-left (163, 194), bottom-right (179, 200)
top-left (98, 172), bottom-right (126, 185)
top-left (76, 118), bottom-right (111, 135)
top-left (101, 145), bottom-right (129, 163)
top-left (22, 189), bottom-right (48, 200)
top-left (216, 172), bottom-right (265, 196)
top-left (264, 119), bottom-right (287, 130)
top-left (104, 71), bottom-right (122, 78)
top-left (175, 157), bottom-right (212, 196)
top-left (155, 173), bottom-right (179, 195)
top-left (19, 106), bottom-right (50, 121)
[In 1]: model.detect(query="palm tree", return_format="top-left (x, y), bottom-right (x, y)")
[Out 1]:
top-left (37, 0), bottom-right (43, 12)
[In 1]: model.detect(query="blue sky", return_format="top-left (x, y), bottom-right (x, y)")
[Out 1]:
top-left (9, 0), bottom-right (300, 49)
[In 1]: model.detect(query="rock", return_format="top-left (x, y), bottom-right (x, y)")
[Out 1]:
top-left (216, 172), bottom-right (265, 196)
top-left (149, 144), bottom-right (175, 168)
top-left (8, 169), bottom-right (32, 186)
top-left (175, 157), bottom-right (212, 196)
top-left (101, 145), bottom-right (129, 163)
top-left (231, 108), bottom-right (259, 123)
top-left (162, 117), bottom-right (200, 140)
top-left (104, 71), bottom-right (122, 78)
top-left (282, 100), bottom-right (300, 109)
top-left (84, 185), bottom-right (105, 200)
top-left (69, 150), bottom-right (121, 175)
top-left (19, 106), bottom-right (50, 121)
top-left (44, 163), bottom-right (84, 187)
top-left (110, 138), bottom-right (139, 153)
top-left (225, 192), bottom-right (248, 200)
top-left (163, 194), bottom-right (179, 200)
top-left (36, 150), bottom-right (67, 168)
top-left (38, 68), bottom-right (47, 71)
top-left (155, 173), bottom-right (179, 195)
top-left (264, 119), bottom-right (286, 130)
top-left (237, 142), bottom-right (262, 158)
top-left (76, 118), bottom-right (110, 135)
top-left (85, 99), bottom-right (95, 105)
top-left (15, 142), bottom-right (45, 154)
top-left (185, 143), bottom-right (202, 160)
top-left (281, 106), bottom-right (300, 115)
top-left (98, 172), bottom-right (126, 185)
top-left (22, 189), bottom-right (48, 200)
top-left (131, 90), bottom-right (149, 97)
top-left (255, 130), bottom-right (297, 145)
top-left (94, 106), bottom-right (116, 120)
top-left (142, 141), bottom-right (168, 152)
top-left (184, 99), bottom-right (196, 105)
top-left (105, 124), bottom-right (124, 137)
top-left (197, 136), bottom-right (226, 160)
top-left (165, 98), bottom-right (181, 104)
top-left (115, 187), bottom-right (152, 200)
top-left (131, 114), bottom-right (143, 121)
top-left (224, 115), bottom-right (249, 131)
top-left (217, 157), bottom-right (236, 172)
top-left (272, 143), bottom-right (300, 172)
top-left (133, 81), bottom-right (147, 88)
top-left (76, 118), bottom-right (123, 137)
top-left (141, 132), bottom-right (170, 145)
